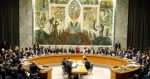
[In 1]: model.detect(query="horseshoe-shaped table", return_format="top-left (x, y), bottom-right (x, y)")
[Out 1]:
top-left (23, 54), bottom-right (141, 79)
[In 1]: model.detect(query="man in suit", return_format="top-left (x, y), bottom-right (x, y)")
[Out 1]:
top-left (53, 46), bottom-right (60, 54)
top-left (65, 60), bottom-right (72, 79)
top-left (1, 41), bottom-right (9, 50)
top-left (68, 46), bottom-right (75, 53)
top-left (60, 46), bottom-right (67, 53)
top-left (84, 58), bottom-right (91, 70)
top-left (62, 58), bottom-right (67, 68)
top-left (115, 42), bottom-right (121, 50)
top-left (29, 61), bottom-right (41, 79)
top-left (29, 61), bottom-right (41, 73)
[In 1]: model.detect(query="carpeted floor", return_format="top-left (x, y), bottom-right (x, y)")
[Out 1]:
top-left (52, 66), bottom-right (111, 79)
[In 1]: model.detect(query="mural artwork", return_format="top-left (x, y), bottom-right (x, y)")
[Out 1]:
top-left (33, 0), bottom-right (114, 46)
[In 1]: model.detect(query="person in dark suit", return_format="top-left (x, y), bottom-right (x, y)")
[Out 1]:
top-left (17, 64), bottom-right (28, 79)
top-left (29, 61), bottom-right (41, 73)
top-left (12, 57), bottom-right (21, 66)
top-left (44, 47), bottom-right (49, 54)
top-left (54, 46), bottom-right (60, 54)
top-left (29, 61), bottom-right (41, 79)
top-left (115, 42), bottom-right (121, 50)
top-left (65, 61), bottom-right (72, 79)
top-left (68, 47), bottom-right (75, 53)
top-left (1, 41), bottom-right (9, 50)
top-left (62, 58), bottom-right (67, 68)
top-left (60, 46), bottom-right (67, 53)
top-left (83, 58), bottom-right (91, 70)
top-left (126, 52), bottom-right (133, 59)
top-left (48, 46), bottom-right (52, 54)
top-left (33, 43), bottom-right (39, 50)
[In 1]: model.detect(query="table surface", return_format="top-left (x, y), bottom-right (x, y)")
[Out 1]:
top-left (21, 59), bottom-right (52, 73)
top-left (71, 60), bottom-right (88, 74)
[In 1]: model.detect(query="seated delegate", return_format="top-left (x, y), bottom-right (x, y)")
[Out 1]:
top-left (29, 61), bottom-right (41, 79)
top-left (65, 60), bottom-right (72, 79)
top-left (62, 58), bottom-right (67, 68)
top-left (83, 58), bottom-right (92, 71)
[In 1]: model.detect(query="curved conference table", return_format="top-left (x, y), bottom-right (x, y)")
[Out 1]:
top-left (23, 54), bottom-right (141, 79)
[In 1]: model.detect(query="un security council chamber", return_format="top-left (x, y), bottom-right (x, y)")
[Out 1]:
top-left (0, 0), bottom-right (150, 79)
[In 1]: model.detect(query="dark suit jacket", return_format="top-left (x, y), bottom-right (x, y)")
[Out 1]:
top-left (68, 49), bottom-right (75, 53)
top-left (62, 60), bottom-right (67, 68)
top-left (60, 48), bottom-right (67, 53)
top-left (1, 41), bottom-right (9, 50)
top-left (85, 61), bottom-right (91, 70)
top-left (29, 63), bottom-right (40, 73)
top-left (65, 63), bottom-right (72, 74)
top-left (115, 43), bottom-right (121, 50)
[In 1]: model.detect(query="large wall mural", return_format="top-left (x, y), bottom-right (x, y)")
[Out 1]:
top-left (33, 0), bottom-right (115, 46)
